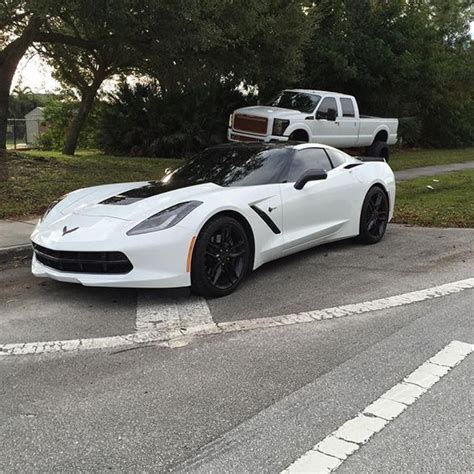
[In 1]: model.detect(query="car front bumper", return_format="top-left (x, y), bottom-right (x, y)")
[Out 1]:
top-left (31, 224), bottom-right (195, 288)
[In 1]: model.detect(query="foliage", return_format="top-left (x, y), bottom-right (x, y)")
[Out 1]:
top-left (37, 97), bottom-right (100, 151)
top-left (98, 81), bottom-right (257, 157)
top-left (394, 170), bottom-right (474, 227)
top-left (301, 0), bottom-right (474, 148)
top-left (0, 149), bottom-right (180, 218)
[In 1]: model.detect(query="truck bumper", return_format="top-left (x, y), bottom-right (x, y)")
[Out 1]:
top-left (227, 128), bottom-right (289, 143)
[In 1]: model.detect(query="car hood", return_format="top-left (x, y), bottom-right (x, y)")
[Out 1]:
top-left (233, 105), bottom-right (304, 120)
top-left (58, 181), bottom-right (221, 222)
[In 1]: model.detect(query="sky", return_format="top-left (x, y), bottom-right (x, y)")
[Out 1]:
top-left (11, 21), bottom-right (474, 94)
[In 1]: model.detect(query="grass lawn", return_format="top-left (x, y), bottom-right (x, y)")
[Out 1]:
top-left (393, 170), bottom-right (473, 228)
top-left (389, 147), bottom-right (473, 171)
top-left (0, 150), bottom-right (181, 219)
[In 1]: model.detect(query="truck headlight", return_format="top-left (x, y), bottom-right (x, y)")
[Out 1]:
top-left (228, 114), bottom-right (233, 128)
top-left (126, 201), bottom-right (203, 236)
top-left (272, 119), bottom-right (289, 136)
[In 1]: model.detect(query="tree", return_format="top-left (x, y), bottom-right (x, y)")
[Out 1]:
top-left (0, 0), bottom-right (93, 151)
top-left (38, 0), bottom-right (147, 155)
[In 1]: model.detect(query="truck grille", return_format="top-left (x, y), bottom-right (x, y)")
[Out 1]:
top-left (33, 243), bottom-right (133, 274)
top-left (233, 114), bottom-right (268, 135)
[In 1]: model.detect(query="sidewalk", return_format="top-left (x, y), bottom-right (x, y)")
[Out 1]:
top-left (0, 218), bottom-right (37, 262)
top-left (0, 161), bottom-right (472, 261)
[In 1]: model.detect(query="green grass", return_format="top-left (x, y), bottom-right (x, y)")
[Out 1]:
top-left (390, 147), bottom-right (474, 171)
top-left (0, 150), bottom-right (181, 219)
top-left (393, 170), bottom-right (474, 227)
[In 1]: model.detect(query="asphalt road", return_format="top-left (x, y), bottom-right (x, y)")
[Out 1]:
top-left (0, 223), bottom-right (472, 472)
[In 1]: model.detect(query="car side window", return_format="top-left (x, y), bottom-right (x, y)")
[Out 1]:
top-left (286, 148), bottom-right (332, 182)
top-left (340, 98), bottom-right (355, 117)
top-left (326, 148), bottom-right (348, 167)
top-left (316, 97), bottom-right (338, 119)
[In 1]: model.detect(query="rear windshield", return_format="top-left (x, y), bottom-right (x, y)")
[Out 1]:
top-left (267, 91), bottom-right (321, 113)
top-left (165, 146), bottom-right (291, 187)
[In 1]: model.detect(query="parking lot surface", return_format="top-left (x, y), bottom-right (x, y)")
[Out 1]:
top-left (0, 223), bottom-right (472, 471)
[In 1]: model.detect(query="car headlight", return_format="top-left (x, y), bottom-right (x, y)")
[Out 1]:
top-left (272, 118), bottom-right (289, 136)
top-left (41, 194), bottom-right (68, 222)
top-left (126, 201), bottom-right (203, 236)
top-left (228, 113), bottom-right (233, 128)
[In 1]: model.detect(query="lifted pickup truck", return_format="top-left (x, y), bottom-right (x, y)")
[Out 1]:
top-left (228, 89), bottom-right (398, 160)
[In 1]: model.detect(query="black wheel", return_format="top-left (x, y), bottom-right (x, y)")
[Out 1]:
top-left (191, 216), bottom-right (250, 297)
top-left (367, 140), bottom-right (389, 161)
top-left (358, 186), bottom-right (389, 244)
top-left (289, 130), bottom-right (309, 142)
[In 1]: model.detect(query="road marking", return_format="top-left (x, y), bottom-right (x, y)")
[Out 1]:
top-left (282, 340), bottom-right (473, 473)
top-left (216, 277), bottom-right (474, 333)
top-left (0, 278), bottom-right (472, 357)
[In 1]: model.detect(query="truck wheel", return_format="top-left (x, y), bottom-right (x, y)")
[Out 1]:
top-left (289, 130), bottom-right (309, 142)
top-left (367, 141), bottom-right (389, 161)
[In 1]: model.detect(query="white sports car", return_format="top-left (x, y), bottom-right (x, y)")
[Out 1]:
top-left (31, 142), bottom-right (395, 296)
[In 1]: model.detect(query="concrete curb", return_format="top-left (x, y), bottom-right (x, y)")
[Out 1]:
top-left (0, 244), bottom-right (32, 264)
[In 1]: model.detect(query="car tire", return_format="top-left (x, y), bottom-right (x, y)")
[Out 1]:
top-left (367, 140), bottom-right (389, 161)
top-left (191, 216), bottom-right (250, 297)
top-left (358, 186), bottom-right (389, 245)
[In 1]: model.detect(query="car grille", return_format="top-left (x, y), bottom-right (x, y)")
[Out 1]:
top-left (33, 243), bottom-right (133, 274)
top-left (233, 114), bottom-right (268, 135)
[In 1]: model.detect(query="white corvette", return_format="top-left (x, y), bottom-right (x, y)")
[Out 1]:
top-left (31, 142), bottom-right (395, 296)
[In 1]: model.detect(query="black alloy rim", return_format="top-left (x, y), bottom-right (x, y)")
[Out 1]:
top-left (366, 190), bottom-right (388, 239)
top-left (204, 224), bottom-right (246, 290)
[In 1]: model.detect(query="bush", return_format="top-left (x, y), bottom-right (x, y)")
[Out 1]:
top-left (98, 81), bottom-right (256, 158)
top-left (398, 117), bottom-right (422, 148)
top-left (37, 97), bottom-right (100, 151)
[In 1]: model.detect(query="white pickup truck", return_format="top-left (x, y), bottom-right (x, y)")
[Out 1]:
top-left (228, 89), bottom-right (398, 160)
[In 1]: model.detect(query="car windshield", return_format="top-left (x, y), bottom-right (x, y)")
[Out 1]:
top-left (164, 146), bottom-right (291, 187)
top-left (267, 91), bottom-right (321, 113)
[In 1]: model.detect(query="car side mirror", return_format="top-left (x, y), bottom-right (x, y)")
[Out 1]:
top-left (164, 167), bottom-right (172, 175)
top-left (294, 169), bottom-right (328, 190)
top-left (327, 108), bottom-right (337, 121)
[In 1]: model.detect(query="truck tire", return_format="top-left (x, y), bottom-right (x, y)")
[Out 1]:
top-left (289, 130), bottom-right (309, 142)
top-left (367, 141), bottom-right (389, 161)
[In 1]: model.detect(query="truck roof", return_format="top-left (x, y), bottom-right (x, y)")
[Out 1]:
top-left (285, 89), bottom-right (354, 99)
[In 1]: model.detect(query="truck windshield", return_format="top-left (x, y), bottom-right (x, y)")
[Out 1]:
top-left (267, 91), bottom-right (321, 113)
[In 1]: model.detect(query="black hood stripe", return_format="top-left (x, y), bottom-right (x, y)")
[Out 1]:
top-left (100, 181), bottom-right (192, 205)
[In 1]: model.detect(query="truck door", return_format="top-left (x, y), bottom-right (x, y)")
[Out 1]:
top-left (308, 97), bottom-right (340, 146)
top-left (337, 97), bottom-right (359, 147)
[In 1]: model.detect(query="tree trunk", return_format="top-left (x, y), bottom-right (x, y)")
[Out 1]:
top-left (62, 73), bottom-right (105, 156)
top-left (0, 16), bottom-right (42, 151)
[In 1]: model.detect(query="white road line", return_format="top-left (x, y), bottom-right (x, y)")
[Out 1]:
top-left (216, 277), bottom-right (474, 334)
top-left (0, 278), bottom-right (472, 357)
top-left (282, 340), bottom-right (473, 473)
top-left (136, 292), bottom-right (214, 333)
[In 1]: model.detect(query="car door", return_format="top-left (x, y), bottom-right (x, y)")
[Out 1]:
top-left (280, 147), bottom-right (361, 255)
top-left (337, 97), bottom-right (359, 148)
top-left (308, 97), bottom-right (340, 146)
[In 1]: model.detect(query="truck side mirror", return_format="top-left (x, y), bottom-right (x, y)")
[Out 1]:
top-left (327, 108), bottom-right (337, 121)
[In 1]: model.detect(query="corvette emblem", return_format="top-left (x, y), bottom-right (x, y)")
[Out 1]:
top-left (62, 226), bottom-right (79, 236)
